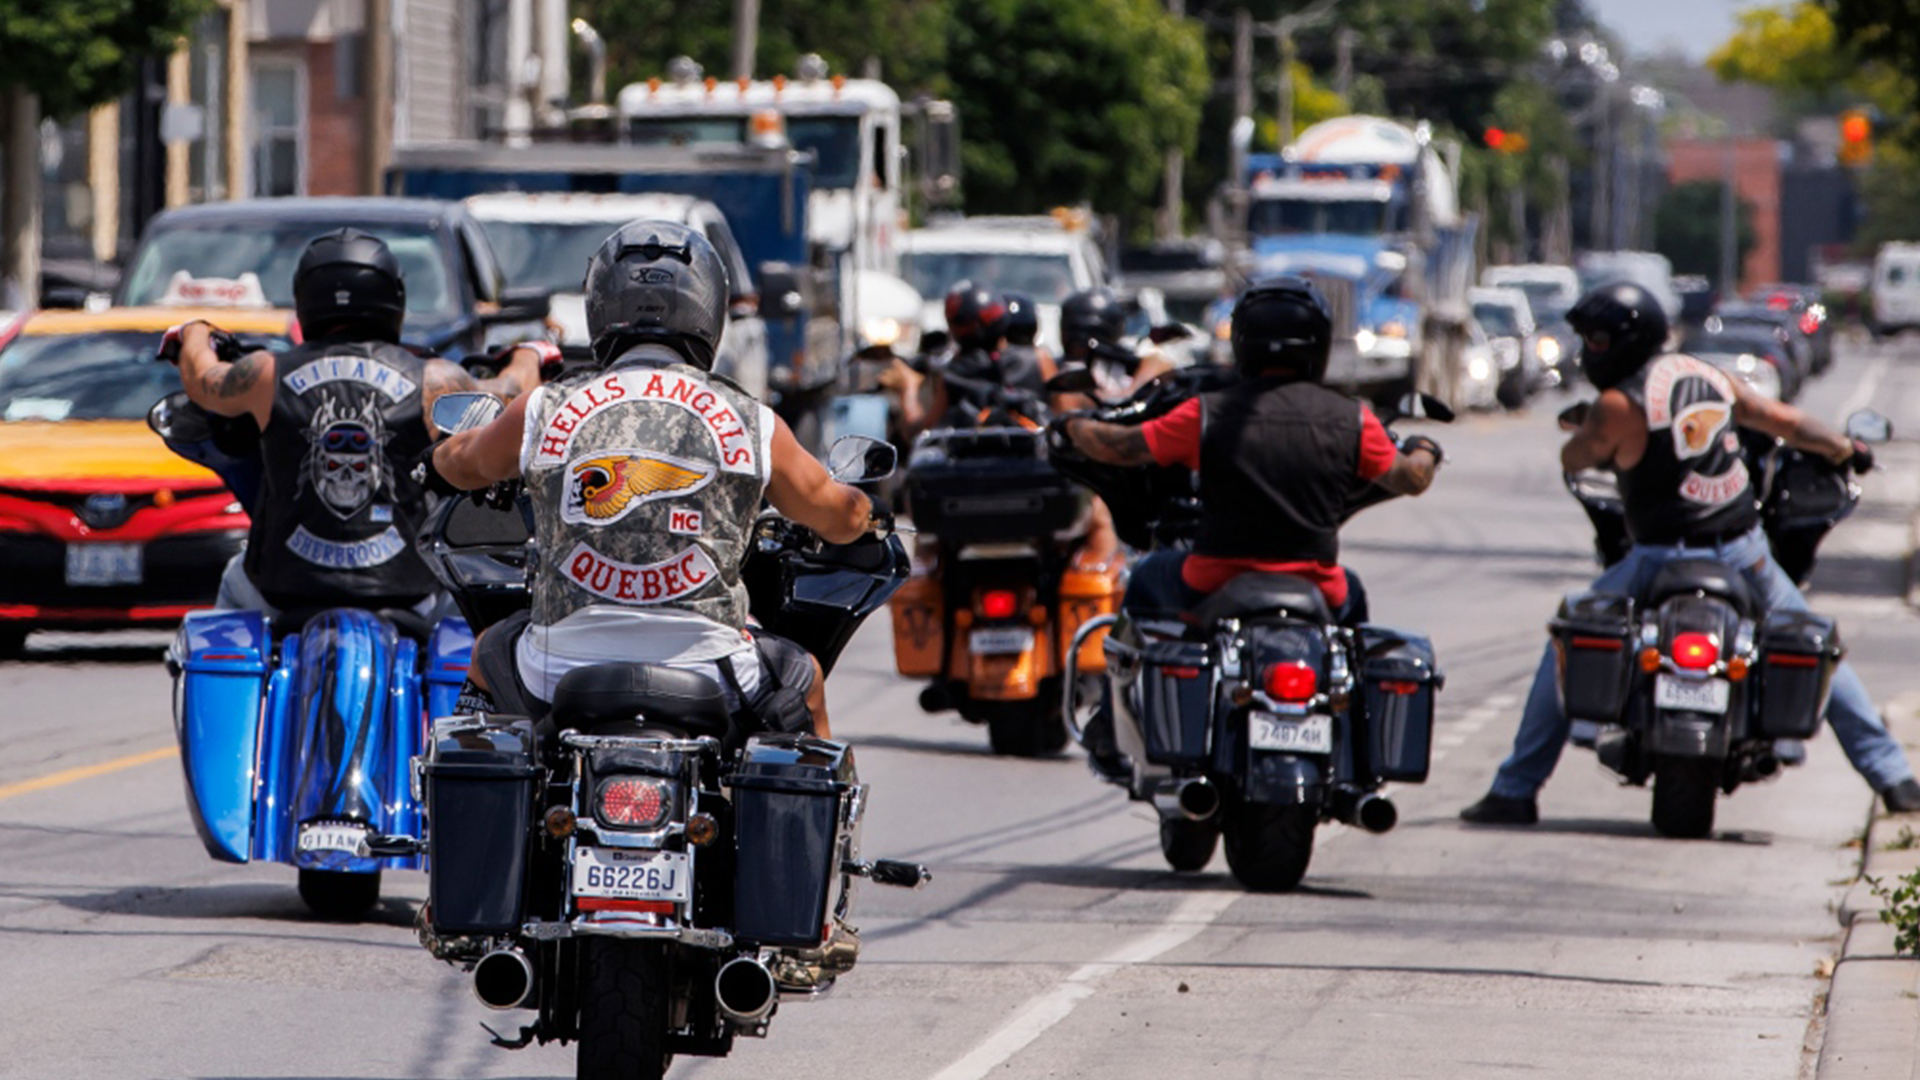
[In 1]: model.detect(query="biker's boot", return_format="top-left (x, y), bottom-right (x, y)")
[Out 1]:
top-left (1882, 778), bottom-right (1920, 814)
top-left (1081, 695), bottom-right (1130, 784)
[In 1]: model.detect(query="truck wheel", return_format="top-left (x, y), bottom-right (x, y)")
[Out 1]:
top-left (1650, 757), bottom-right (1718, 839)
top-left (984, 689), bottom-right (1070, 757)
top-left (297, 868), bottom-right (381, 921)
top-left (1159, 817), bottom-right (1219, 872)
top-left (577, 939), bottom-right (672, 1080)
top-left (1222, 802), bottom-right (1317, 892)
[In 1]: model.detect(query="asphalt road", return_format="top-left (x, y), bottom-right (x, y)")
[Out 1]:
top-left (4, 338), bottom-right (1920, 1080)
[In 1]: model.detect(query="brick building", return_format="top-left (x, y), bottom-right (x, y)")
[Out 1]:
top-left (1664, 137), bottom-right (1782, 292)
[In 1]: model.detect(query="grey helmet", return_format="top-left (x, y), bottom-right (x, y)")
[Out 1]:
top-left (584, 220), bottom-right (729, 369)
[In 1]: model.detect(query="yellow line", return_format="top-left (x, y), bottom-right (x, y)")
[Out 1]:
top-left (0, 746), bottom-right (177, 802)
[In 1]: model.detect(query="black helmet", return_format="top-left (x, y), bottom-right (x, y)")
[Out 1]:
top-left (585, 220), bottom-right (729, 369)
top-left (944, 280), bottom-right (1007, 351)
top-left (1060, 288), bottom-right (1125, 357)
top-left (1230, 275), bottom-right (1333, 382)
top-left (292, 228), bottom-right (406, 343)
top-left (1002, 292), bottom-right (1039, 346)
top-left (1566, 281), bottom-right (1669, 390)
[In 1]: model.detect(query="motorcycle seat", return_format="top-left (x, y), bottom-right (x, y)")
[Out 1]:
top-left (1643, 558), bottom-right (1757, 616)
top-left (1192, 572), bottom-right (1332, 625)
top-left (549, 663), bottom-right (733, 738)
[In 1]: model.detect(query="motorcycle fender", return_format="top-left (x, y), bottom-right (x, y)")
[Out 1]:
top-left (171, 610), bottom-right (271, 864)
top-left (1242, 751), bottom-right (1325, 807)
top-left (967, 624), bottom-right (1051, 701)
top-left (1648, 710), bottom-right (1732, 759)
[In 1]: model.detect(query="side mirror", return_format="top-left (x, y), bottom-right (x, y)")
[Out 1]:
top-left (826, 435), bottom-right (897, 483)
top-left (432, 392), bottom-right (505, 434)
top-left (1045, 365), bottom-right (1099, 395)
top-left (483, 286), bottom-right (551, 324)
top-left (1396, 392), bottom-right (1456, 424)
top-left (1846, 409), bottom-right (1893, 444)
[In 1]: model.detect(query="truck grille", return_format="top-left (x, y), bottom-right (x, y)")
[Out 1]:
top-left (1297, 272), bottom-right (1358, 339)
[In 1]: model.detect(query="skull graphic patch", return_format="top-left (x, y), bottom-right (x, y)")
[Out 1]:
top-left (303, 396), bottom-right (392, 519)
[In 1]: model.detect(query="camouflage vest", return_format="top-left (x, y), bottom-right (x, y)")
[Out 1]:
top-left (524, 352), bottom-right (769, 631)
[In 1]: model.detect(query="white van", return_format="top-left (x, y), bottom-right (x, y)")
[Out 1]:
top-left (1871, 242), bottom-right (1920, 336)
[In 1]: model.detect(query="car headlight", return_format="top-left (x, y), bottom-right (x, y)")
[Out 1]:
top-left (859, 317), bottom-right (901, 350)
top-left (1468, 355), bottom-right (1491, 381)
top-left (1536, 336), bottom-right (1562, 364)
top-left (1354, 328), bottom-right (1376, 353)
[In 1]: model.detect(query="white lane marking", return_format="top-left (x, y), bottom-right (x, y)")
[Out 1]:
top-left (1838, 351), bottom-right (1890, 420)
top-left (925, 889), bottom-right (1239, 1080)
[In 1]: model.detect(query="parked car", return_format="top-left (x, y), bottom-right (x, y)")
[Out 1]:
top-left (117, 197), bottom-right (544, 360)
top-left (1459, 316), bottom-right (1501, 411)
top-left (1709, 305), bottom-right (1814, 382)
top-left (1746, 282), bottom-right (1833, 372)
top-left (1482, 263), bottom-right (1580, 382)
top-left (1578, 250), bottom-right (1682, 323)
top-left (0, 305), bottom-right (295, 654)
top-left (1682, 326), bottom-right (1800, 403)
top-left (466, 191), bottom-right (771, 399)
top-left (1872, 242), bottom-right (1920, 338)
top-left (1469, 285), bottom-right (1546, 406)
top-left (899, 215), bottom-right (1109, 352)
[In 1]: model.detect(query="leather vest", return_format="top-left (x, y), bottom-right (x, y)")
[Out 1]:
top-left (246, 340), bottom-right (437, 608)
top-left (524, 353), bottom-right (768, 631)
top-left (993, 344), bottom-right (1048, 398)
top-left (1195, 377), bottom-right (1360, 564)
top-left (1616, 354), bottom-right (1760, 544)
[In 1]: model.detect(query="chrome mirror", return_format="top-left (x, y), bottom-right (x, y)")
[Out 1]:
top-left (825, 435), bottom-right (897, 483)
top-left (1846, 409), bottom-right (1893, 444)
top-left (432, 392), bottom-right (505, 434)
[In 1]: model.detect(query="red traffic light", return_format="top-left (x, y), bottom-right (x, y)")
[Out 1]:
top-left (1484, 127), bottom-right (1507, 150)
top-left (1842, 112), bottom-right (1871, 144)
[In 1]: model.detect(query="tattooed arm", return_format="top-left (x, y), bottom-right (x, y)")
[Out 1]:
top-left (177, 323), bottom-right (275, 428)
top-left (1065, 417), bottom-right (1156, 466)
top-left (421, 359), bottom-right (482, 435)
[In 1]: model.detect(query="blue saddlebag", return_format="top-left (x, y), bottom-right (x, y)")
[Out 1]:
top-left (172, 610), bottom-right (272, 863)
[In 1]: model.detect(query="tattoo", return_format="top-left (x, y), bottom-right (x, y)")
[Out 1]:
top-left (205, 352), bottom-right (265, 400)
top-left (1789, 412), bottom-right (1851, 464)
top-left (1080, 420), bottom-right (1155, 466)
top-left (424, 360), bottom-right (479, 397)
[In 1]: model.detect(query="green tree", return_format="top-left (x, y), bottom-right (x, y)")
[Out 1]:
top-left (1653, 180), bottom-right (1756, 287)
top-left (0, 0), bottom-right (211, 118)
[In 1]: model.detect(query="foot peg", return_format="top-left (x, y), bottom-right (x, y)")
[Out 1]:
top-left (359, 833), bottom-right (424, 858)
top-left (852, 858), bottom-right (931, 888)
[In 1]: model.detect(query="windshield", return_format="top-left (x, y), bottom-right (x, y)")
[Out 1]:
top-left (479, 220), bottom-right (620, 295)
top-left (787, 116), bottom-right (862, 188)
top-left (1473, 303), bottom-right (1523, 338)
top-left (1249, 198), bottom-right (1395, 237)
top-left (0, 329), bottom-right (280, 422)
top-left (626, 117), bottom-right (747, 147)
top-left (900, 252), bottom-right (1079, 303)
top-left (122, 221), bottom-right (458, 319)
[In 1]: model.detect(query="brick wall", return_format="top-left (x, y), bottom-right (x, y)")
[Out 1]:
top-left (303, 39), bottom-right (364, 196)
top-left (1666, 138), bottom-right (1782, 291)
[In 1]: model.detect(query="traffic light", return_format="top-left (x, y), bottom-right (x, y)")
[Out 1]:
top-left (1840, 109), bottom-right (1873, 167)
top-left (1485, 127), bottom-right (1507, 150)
top-left (1484, 127), bottom-right (1530, 154)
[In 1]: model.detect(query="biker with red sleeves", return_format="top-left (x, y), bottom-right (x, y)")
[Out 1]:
top-left (1058, 275), bottom-right (1441, 777)
top-left (1461, 282), bottom-right (1920, 823)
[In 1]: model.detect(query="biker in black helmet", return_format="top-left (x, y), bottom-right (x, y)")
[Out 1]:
top-left (1463, 280), bottom-right (1920, 824)
top-left (1060, 286), bottom-right (1177, 398)
top-left (1061, 275), bottom-right (1440, 777)
top-left (998, 290), bottom-right (1051, 396)
top-left (159, 227), bottom-right (544, 617)
top-left (426, 220), bottom-right (883, 740)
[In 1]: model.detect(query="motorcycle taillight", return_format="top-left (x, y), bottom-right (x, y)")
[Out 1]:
top-left (597, 777), bottom-right (671, 829)
top-left (1671, 632), bottom-right (1719, 671)
top-left (1263, 661), bottom-right (1318, 702)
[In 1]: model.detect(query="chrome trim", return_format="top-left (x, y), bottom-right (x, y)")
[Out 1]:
top-left (518, 916), bottom-right (734, 949)
top-left (1061, 613), bottom-right (1120, 745)
top-left (560, 731), bottom-right (721, 755)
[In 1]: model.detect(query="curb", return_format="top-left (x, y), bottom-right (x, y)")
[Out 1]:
top-left (1817, 801), bottom-right (1920, 1079)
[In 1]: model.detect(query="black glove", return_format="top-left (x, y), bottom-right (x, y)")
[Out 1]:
top-left (865, 493), bottom-right (893, 521)
top-left (1400, 433), bottom-right (1445, 464)
top-left (1046, 416), bottom-right (1077, 455)
top-left (1849, 439), bottom-right (1875, 475)
top-left (410, 438), bottom-right (464, 498)
top-left (156, 321), bottom-right (244, 365)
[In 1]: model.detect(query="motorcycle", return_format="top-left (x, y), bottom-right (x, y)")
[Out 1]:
top-left (1555, 404), bottom-right (1888, 837)
top-left (1048, 369), bottom-right (1450, 891)
top-left (887, 372), bottom-right (1125, 756)
top-left (364, 393), bottom-right (930, 1079)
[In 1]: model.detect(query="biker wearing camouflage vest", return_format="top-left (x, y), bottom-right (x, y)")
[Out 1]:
top-left (424, 220), bottom-right (878, 737)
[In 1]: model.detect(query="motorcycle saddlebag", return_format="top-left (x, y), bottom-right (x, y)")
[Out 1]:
top-left (1060, 561), bottom-right (1123, 673)
top-left (1755, 611), bottom-right (1845, 739)
top-left (887, 573), bottom-right (944, 678)
top-left (1549, 592), bottom-right (1635, 722)
top-left (730, 734), bottom-right (855, 948)
top-left (905, 430), bottom-right (1081, 546)
top-left (1121, 632), bottom-right (1213, 766)
top-left (422, 719), bottom-right (538, 935)
top-left (1357, 627), bottom-right (1442, 783)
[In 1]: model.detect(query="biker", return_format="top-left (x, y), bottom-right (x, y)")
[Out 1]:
top-left (420, 221), bottom-right (878, 738)
top-left (1059, 275), bottom-right (1441, 776)
top-left (997, 291), bottom-right (1051, 393)
top-left (1461, 281), bottom-right (1920, 824)
top-left (162, 228), bottom-right (543, 621)
top-left (887, 280), bottom-right (1024, 435)
top-left (1060, 286), bottom-right (1177, 399)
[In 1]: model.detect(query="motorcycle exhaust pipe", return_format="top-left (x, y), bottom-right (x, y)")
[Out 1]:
top-left (1152, 780), bottom-right (1220, 822)
top-left (1744, 752), bottom-right (1782, 783)
top-left (1331, 790), bottom-right (1398, 834)
top-left (715, 957), bottom-right (779, 1026)
top-left (472, 948), bottom-right (535, 1010)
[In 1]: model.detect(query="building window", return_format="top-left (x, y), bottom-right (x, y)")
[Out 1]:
top-left (251, 59), bottom-right (306, 197)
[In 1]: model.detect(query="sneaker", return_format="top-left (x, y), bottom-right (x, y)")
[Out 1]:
top-left (1772, 739), bottom-right (1807, 767)
top-left (1881, 778), bottom-right (1920, 814)
top-left (1459, 792), bottom-right (1539, 825)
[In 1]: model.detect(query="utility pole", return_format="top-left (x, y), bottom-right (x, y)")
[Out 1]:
top-left (225, 0), bottom-right (249, 200)
top-left (1273, 0), bottom-right (1336, 155)
top-left (1718, 135), bottom-right (1737, 292)
top-left (1334, 27), bottom-right (1355, 101)
top-left (1232, 9), bottom-right (1252, 124)
top-left (3, 88), bottom-right (40, 309)
top-left (1157, 0), bottom-right (1187, 241)
top-left (363, 0), bottom-right (394, 193)
top-left (732, 0), bottom-right (761, 81)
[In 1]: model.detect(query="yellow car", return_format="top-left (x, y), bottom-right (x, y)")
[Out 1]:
top-left (0, 306), bottom-right (296, 653)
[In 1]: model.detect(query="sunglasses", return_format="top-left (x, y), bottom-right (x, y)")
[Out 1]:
top-left (323, 427), bottom-right (373, 453)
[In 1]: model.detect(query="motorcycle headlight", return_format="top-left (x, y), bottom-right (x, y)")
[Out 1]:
top-left (1467, 355), bottom-right (1491, 381)
top-left (1537, 336), bottom-right (1562, 365)
top-left (860, 317), bottom-right (902, 350)
top-left (1354, 328), bottom-right (1377, 353)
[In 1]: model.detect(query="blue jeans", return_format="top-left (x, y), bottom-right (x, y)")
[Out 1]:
top-left (1490, 525), bottom-right (1915, 798)
top-left (1122, 549), bottom-right (1368, 624)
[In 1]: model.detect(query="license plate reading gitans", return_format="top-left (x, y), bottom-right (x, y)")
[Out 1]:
top-left (1654, 675), bottom-right (1730, 714)
top-left (572, 847), bottom-right (691, 903)
top-left (297, 821), bottom-right (368, 854)
top-left (1249, 711), bottom-right (1334, 754)
top-left (65, 542), bottom-right (143, 586)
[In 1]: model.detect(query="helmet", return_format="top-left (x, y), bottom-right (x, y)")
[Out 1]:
top-left (1229, 275), bottom-right (1333, 382)
top-left (584, 220), bottom-right (729, 369)
top-left (1002, 292), bottom-right (1039, 346)
top-left (1060, 288), bottom-right (1125, 357)
top-left (292, 228), bottom-right (406, 342)
top-left (944, 281), bottom-right (1007, 350)
top-left (1566, 281), bottom-right (1669, 390)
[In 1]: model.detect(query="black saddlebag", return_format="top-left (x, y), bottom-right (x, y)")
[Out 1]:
top-left (1131, 633), bottom-right (1214, 766)
top-left (905, 430), bottom-right (1081, 545)
top-left (1755, 611), bottom-right (1844, 739)
top-left (1550, 592), bottom-right (1636, 722)
top-left (730, 734), bottom-right (855, 948)
top-left (423, 720), bottom-right (539, 935)
top-left (1357, 627), bottom-right (1443, 783)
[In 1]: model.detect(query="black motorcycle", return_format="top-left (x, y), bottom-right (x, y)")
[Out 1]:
top-left (1048, 369), bottom-right (1450, 891)
top-left (368, 396), bottom-right (929, 1080)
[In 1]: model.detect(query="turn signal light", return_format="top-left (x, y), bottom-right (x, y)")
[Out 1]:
top-left (1727, 656), bottom-right (1750, 682)
top-left (980, 589), bottom-right (1019, 620)
top-left (544, 805), bottom-right (577, 838)
top-left (1672, 633), bottom-right (1719, 670)
top-left (598, 778), bottom-right (670, 829)
top-left (1639, 647), bottom-right (1662, 673)
top-left (685, 812), bottom-right (719, 846)
top-left (1264, 662), bottom-right (1318, 702)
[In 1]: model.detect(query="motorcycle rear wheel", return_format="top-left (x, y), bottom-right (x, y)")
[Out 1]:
top-left (1159, 817), bottom-right (1220, 872)
top-left (1650, 757), bottom-right (1719, 839)
top-left (577, 939), bottom-right (672, 1080)
top-left (1222, 802), bottom-right (1317, 892)
top-left (983, 680), bottom-right (1069, 757)
top-left (297, 868), bottom-right (380, 921)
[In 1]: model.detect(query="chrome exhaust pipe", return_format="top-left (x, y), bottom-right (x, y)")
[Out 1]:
top-left (715, 957), bottom-right (779, 1026)
top-left (1354, 793), bottom-right (1398, 834)
top-left (472, 948), bottom-right (535, 1010)
top-left (1744, 752), bottom-right (1782, 783)
top-left (1152, 779), bottom-right (1220, 822)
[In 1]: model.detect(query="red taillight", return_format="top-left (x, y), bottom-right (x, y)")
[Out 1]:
top-left (980, 589), bottom-right (1019, 620)
top-left (1264, 662), bottom-right (1318, 702)
top-left (1766, 295), bottom-right (1792, 311)
top-left (1671, 632), bottom-right (1719, 670)
top-left (1799, 311), bottom-right (1820, 335)
top-left (598, 778), bottom-right (669, 828)
top-left (1769, 652), bottom-right (1820, 668)
top-left (1378, 680), bottom-right (1421, 696)
top-left (1163, 665), bottom-right (1202, 679)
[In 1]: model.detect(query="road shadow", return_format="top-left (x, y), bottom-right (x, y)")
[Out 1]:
top-left (1422, 813), bottom-right (1772, 846)
top-left (1806, 552), bottom-right (1905, 600)
top-left (845, 731), bottom-right (1047, 759)
top-left (4, 641), bottom-right (167, 666)
top-left (48, 880), bottom-right (420, 928)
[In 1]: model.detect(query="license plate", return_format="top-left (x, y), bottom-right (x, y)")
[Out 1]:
top-left (969, 627), bottom-right (1035, 655)
top-left (1249, 711), bottom-right (1334, 754)
top-left (572, 847), bottom-right (691, 903)
top-left (1654, 675), bottom-right (1730, 714)
top-left (65, 542), bottom-right (143, 586)
top-left (296, 820), bottom-right (368, 854)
